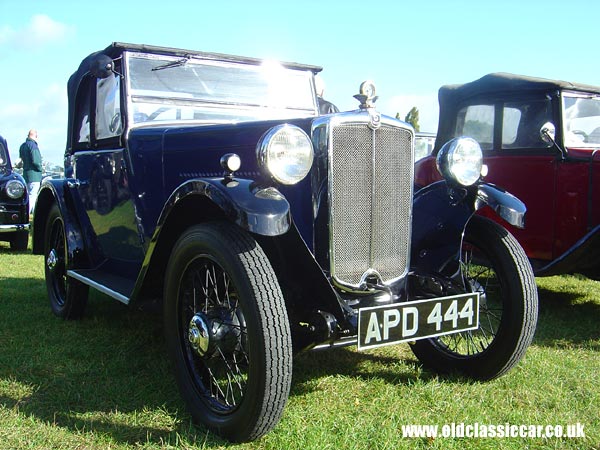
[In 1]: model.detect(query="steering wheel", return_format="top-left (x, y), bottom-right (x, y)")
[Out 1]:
top-left (147, 107), bottom-right (178, 121)
top-left (571, 130), bottom-right (588, 142)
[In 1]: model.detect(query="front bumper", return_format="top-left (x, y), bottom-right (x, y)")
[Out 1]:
top-left (0, 201), bottom-right (29, 233)
top-left (0, 223), bottom-right (30, 233)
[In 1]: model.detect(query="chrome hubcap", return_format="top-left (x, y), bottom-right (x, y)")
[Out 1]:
top-left (47, 249), bottom-right (58, 271)
top-left (188, 313), bottom-right (210, 357)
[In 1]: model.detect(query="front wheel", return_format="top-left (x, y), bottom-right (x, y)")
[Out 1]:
top-left (164, 222), bottom-right (292, 442)
top-left (410, 216), bottom-right (538, 380)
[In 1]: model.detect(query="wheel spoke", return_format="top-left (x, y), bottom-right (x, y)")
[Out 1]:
top-left (202, 267), bottom-right (211, 310)
top-left (205, 364), bottom-right (229, 404)
top-left (216, 347), bottom-right (245, 404)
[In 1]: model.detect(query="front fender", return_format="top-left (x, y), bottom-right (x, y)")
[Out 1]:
top-left (32, 179), bottom-right (90, 269)
top-left (159, 177), bottom-right (291, 236)
top-left (411, 182), bottom-right (473, 276)
top-left (129, 177), bottom-right (292, 303)
top-left (475, 183), bottom-right (526, 229)
top-left (411, 181), bottom-right (527, 276)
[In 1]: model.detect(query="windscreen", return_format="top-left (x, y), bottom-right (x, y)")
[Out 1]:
top-left (126, 53), bottom-right (318, 125)
top-left (563, 94), bottom-right (600, 147)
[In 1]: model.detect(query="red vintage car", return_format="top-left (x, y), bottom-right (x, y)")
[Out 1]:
top-left (415, 73), bottom-right (600, 279)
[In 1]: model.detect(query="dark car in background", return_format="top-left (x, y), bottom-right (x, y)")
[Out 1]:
top-left (0, 134), bottom-right (29, 250)
top-left (32, 44), bottom-right (537, 442)
top-left (415, 73), bottom-right (600, 279)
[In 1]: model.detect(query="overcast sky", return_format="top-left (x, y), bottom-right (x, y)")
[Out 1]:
top-left (1, 0), bottom-right (598, 165)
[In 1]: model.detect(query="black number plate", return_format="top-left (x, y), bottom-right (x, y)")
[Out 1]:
top-left (357, 293), bottom-right (480, 350)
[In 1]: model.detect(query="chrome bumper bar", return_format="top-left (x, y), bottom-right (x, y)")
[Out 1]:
top-left (0, 223), bottom-right (30, 233)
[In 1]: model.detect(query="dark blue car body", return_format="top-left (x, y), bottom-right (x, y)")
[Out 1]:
top-left (31, 43), bottom-right (536, 442)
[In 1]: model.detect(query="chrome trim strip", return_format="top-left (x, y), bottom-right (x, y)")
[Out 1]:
top-left (0, 223), bottom-right (30, 233)
top-left (370, 125), bottom-right (377, 267)
top-left (66, 270), bottom-right (130, 305)
top-left (68, 149), bottom-right (123, 157)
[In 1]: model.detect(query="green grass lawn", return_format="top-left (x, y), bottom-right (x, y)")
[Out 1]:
top-left (0, 241), bottom-right (598, 449)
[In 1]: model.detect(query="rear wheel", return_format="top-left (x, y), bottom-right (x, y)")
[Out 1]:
top-left (410, 216), bottom-right (538, 380)
top-left (164, 222), bottom-right (292, 442)
top-left (44, 204), bottom-right (89, 319)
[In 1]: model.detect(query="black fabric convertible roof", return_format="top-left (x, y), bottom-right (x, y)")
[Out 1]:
top-left (65, 42), bottom-right (323, 152)
top-left (434, 73), bottom-right (600, 152)
top-left (69, 42), bottom-right (322, 94)
top-left (440, 72), bottom-right (600, 104)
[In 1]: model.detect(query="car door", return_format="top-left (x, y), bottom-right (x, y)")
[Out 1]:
top-left (455, 97), bottom-right (559, 262)
top-left (70, 68), bottom-right (145, 275)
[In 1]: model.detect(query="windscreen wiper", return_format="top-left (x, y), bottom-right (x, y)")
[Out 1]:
top-left (152, 56), bottom-right (191, 71)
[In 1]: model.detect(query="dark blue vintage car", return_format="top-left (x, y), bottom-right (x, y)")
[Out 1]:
top-left (32, 43), bottom-right (537, 442)
top-left (0, 134), bottom-right (29, 250)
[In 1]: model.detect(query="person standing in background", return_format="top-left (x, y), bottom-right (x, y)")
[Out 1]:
top-left (19, 129), bottom-right (43, 214)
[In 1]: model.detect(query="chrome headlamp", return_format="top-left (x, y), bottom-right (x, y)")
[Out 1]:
top-left (436, 137), bottom-right (483, 186)
top-left (6, 179), bottom-right (26, 199)
top-left (257, 124), bottom-right (314, 185)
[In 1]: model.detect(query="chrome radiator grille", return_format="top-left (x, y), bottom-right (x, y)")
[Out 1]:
top-left (329, 122), bottom-right (413, 287)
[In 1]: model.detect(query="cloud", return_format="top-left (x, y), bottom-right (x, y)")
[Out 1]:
top-left (0, 25), bottom-right (13, 44)
top-left (0, 15), bottom-right (74, 162)
top-left (0, 83), bottom-right (68, 165)
top-left (0, 14), bottom-right (73, 50)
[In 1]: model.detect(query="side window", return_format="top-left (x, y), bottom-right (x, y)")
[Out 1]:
top-left (456, 104), bottom-right (494, 150)
top-left (502, 107), bottom-right (521, 146)
top-left (505, 99), bottom-right (552, 149)
top-left (95, 74), bottom-right (122, 140)
top-left (74, 79), bottom-right (92, 146)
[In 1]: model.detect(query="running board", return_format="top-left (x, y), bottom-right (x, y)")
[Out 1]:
top-left (67, 269), bottom-right (133, 305)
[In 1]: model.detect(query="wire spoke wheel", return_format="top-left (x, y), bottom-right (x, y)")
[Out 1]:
top-left (180, 256), bottom-right (249, 412)
top-left (164, 222), bottom-right (292, 442)
top-left (410, 216), bottom-right (537, 380)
